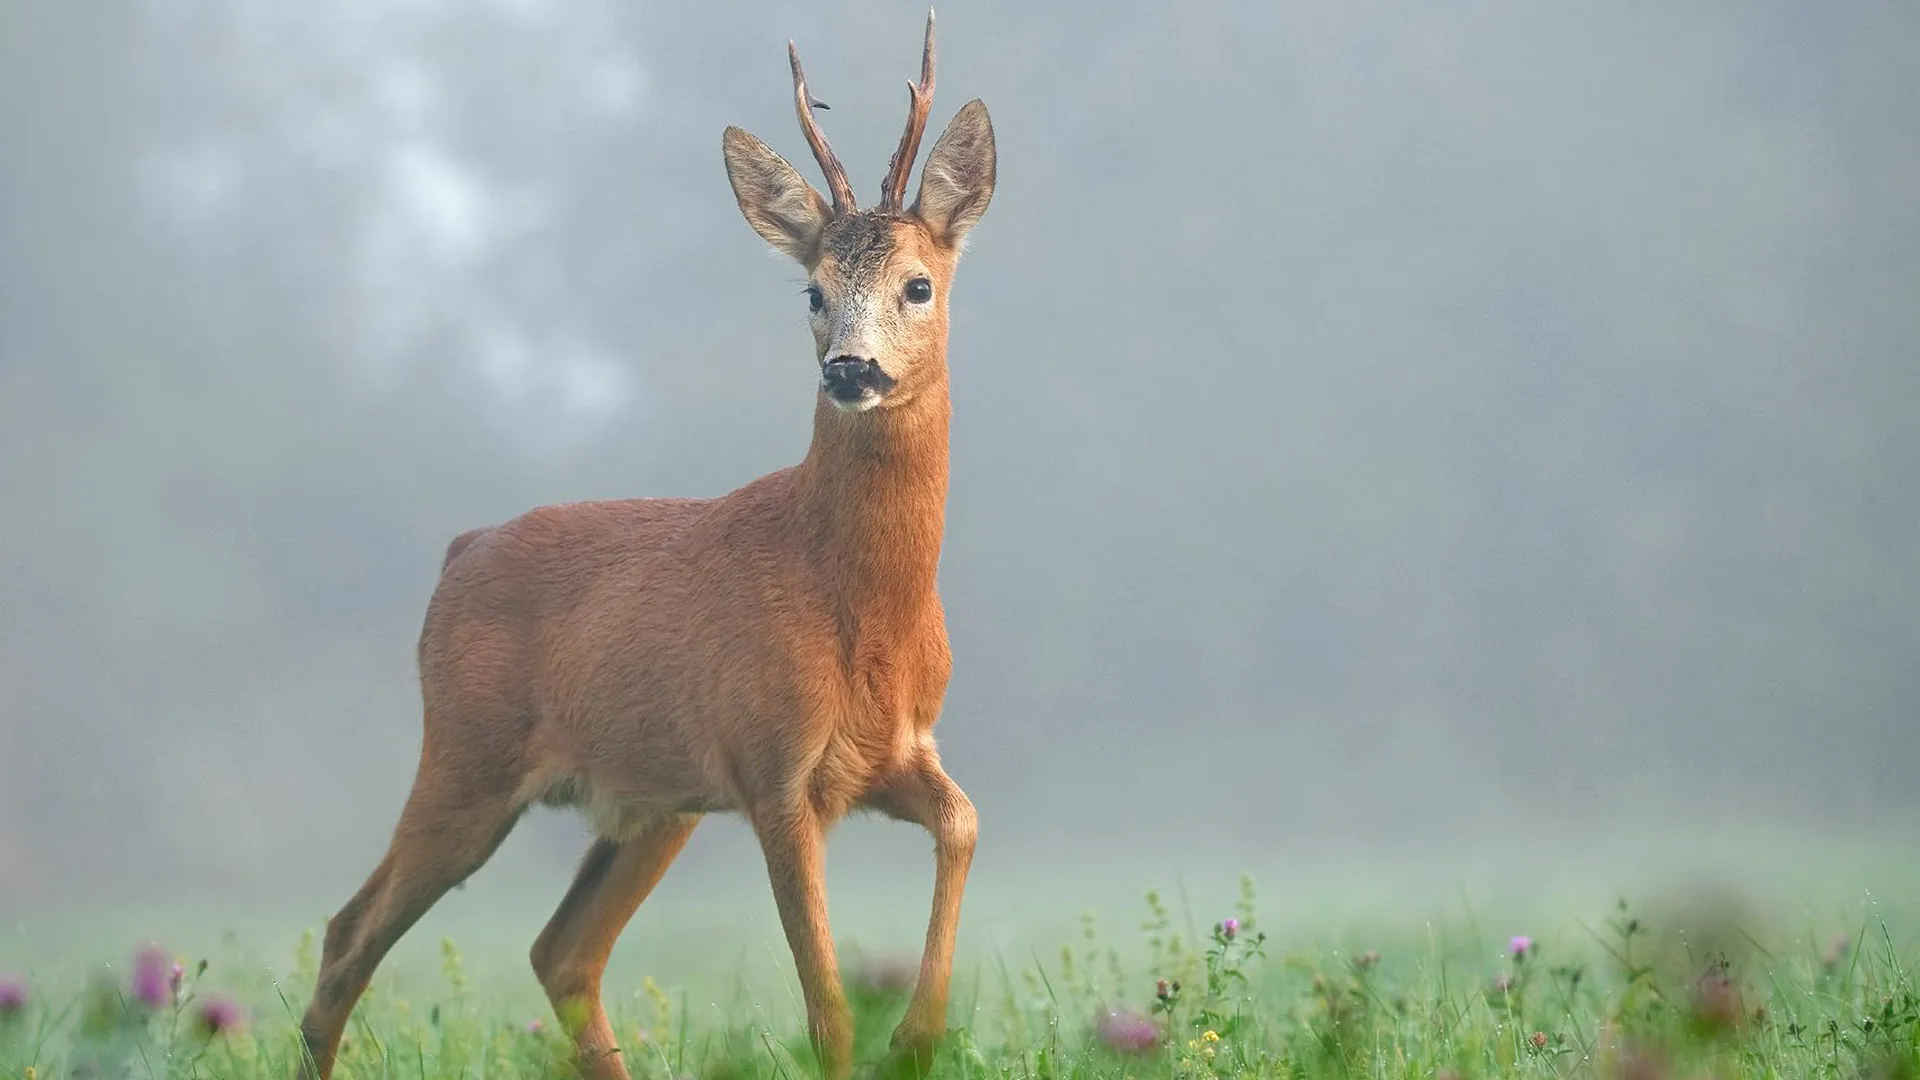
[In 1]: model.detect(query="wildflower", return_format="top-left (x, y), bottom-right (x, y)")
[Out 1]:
top-left (1508, 935), bottom-right (1533, 959)
top-left (527, 1018), bottom-right (545, 1035)
top-left (1094, 1007), bottom-right (1158, 1054)
top-left (0, 976), bottom-right (26, 1016)
top-left (170, 962), bottom-right (187, 999)
top-left (1201, 1029), bottom-right (1220, 1043)
top-left (131, 945), bottom-right (172, 1008)
top-left (1530, 1031), bottom-right (1548, 1049)
top-left (1155, 978), bottom-right (1171, 1000)
top-left (196, 996), bottom-right (244, 1037)
top-left (1355, 950), bottom-right (1382, 971)
top-left (1219, 918), bottom-right (1239, 941)
top-left (1490, 973), bottom-right (1515, 997)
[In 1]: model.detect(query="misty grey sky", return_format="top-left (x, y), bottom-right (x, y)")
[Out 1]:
top-left (1, 0), bottom-right (1917, 917)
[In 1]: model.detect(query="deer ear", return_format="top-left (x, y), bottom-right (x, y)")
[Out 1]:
top-left (723, 126), bottom-right (831, 266)
top-left (913, 99), bottom-right (995, 249)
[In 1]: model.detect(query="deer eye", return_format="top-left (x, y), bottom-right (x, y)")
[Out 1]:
top-left (806, 285), bottom-right (825, 314)
top-left (903, 278), bottom-right (933, 305)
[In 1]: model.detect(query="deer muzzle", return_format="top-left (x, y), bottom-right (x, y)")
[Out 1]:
top-left (821, 355), bottom-right (897, 408)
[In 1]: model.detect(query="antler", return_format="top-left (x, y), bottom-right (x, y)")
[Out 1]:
top-left (879, 10), bottom-right (937, 212)
top-left (788, 41), bottom-right (857, 215)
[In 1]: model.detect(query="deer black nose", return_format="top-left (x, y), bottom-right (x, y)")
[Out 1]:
top-left (821, 356), bottom-right (896, 401)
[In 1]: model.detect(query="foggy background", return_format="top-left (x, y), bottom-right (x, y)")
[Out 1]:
top-left (3, 0), bottom-right (1917, 928)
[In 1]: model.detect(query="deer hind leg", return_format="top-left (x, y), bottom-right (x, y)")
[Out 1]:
top-left (530, 815), bottom-right (700, 1080)
top-left (296, 759), bottom-right (524, 1080)
top-left (753, 802), bottom-right (854, 1080)
top-left (861, 753), bottom-right (978, 1078)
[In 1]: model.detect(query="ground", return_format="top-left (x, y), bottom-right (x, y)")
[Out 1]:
top-left (3, 833), bottom-right (1917, 1079)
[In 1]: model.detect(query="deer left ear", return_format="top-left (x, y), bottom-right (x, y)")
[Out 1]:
top-left (913, 99), bottom-right (995, 249)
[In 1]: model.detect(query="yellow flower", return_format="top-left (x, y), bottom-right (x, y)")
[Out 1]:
top-left (1202, 1029), bottom-right (1220, 1042)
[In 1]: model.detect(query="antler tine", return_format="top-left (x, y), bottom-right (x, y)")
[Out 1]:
top-left (879, 10), bottom-right (936, 212)
top-left (789, 41), bottom-right (857, 215)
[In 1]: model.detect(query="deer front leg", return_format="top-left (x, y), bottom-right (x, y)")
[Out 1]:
top-left (864, 753), bottom-right (978, 1076)
top-left (753, 803), bottom-right (853, 1080)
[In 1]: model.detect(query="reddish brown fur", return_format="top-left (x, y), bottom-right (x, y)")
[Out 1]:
top-left (296, 15), bottom-right (994, 1080)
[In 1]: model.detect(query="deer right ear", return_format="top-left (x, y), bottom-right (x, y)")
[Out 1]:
top-left (723, 127), bottom-right (832, 266)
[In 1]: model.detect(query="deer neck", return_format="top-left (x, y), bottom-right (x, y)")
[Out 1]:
top-left (794, 373), bottom-right (951, 633)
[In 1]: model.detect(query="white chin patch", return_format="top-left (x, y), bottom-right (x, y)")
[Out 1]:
top-left (827, 390), bottom-right (884, 413)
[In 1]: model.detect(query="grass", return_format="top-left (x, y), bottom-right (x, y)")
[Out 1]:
top-left (3, 871), bottom-right (1918, 1080)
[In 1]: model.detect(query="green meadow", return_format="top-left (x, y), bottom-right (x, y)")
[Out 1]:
top-left (4, 827), bottom-right (1917, 1079)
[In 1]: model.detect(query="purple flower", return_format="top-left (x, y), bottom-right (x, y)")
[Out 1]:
top-left (1219, 918), bottom-right (1240, 941)
top-left (1508, 935), bottom-right (1533, 959)
top-left (131, 945), bottom-right (172, 1008)
top-left (196, 996), bottom-right (244, 1037)
top-left (1094, 1007), bottom-right (1158, 1054)
top-left (0, 976), bottom-right (27, 1016)
top-left (526, 1018), bottom-right (545, 1035)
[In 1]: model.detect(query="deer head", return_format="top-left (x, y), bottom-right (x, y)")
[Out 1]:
top-left (721, 12), bottom-right (996, 413)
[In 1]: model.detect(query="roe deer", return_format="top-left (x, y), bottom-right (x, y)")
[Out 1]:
top-left (294, 13), bottom-right (994, 1080)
